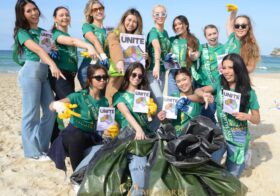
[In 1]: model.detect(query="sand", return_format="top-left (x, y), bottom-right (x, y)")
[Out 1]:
top-left (0, 73), bottom-right (279, 195)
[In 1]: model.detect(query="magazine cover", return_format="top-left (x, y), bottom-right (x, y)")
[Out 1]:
top-left (133, 90), bottom-right (150, 113)
top-left (222, 90), bottom-right (241, 114)
top-left (96, 107), bottom-right (115, 131)
top-left (39, 31), bottom-right (53, 53)
top-left (163, 96), bottom-right (179, 119)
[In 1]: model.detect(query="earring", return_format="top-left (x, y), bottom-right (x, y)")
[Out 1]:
top-left (55, 22), bottom-right (58, 27)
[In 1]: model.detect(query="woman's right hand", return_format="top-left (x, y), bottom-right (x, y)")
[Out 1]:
top-left (49, 65), bottom-right (66, 80)
top-left (88, 46), bottom-right (98, 60)
top-left (202, 92), bottom-right (214, 109)
top-left (135, 128), bottom-right (146, 140)
top-left (153, 66), bottom-right (160, 80)
top-left (157, 111), bottom-right (166, 121)
top-left (116, 61), bottom-right (125, 74)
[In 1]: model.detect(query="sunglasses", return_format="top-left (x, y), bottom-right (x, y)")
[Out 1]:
top-left (92, 75), bottom-right (108, 81)
top-left (153, 12), bottom-right (167, 19)
top-left (92, 7), bottom-right (104, 12)
top-left (131, 73), bottom-right (143, 80)
top-left (234, 24), bottom-right (248, 30)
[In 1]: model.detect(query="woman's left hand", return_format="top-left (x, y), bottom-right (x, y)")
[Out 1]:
top-left (232, 112), bottom-right (250, 121)
top-left (135, 129), bottom-right (146, 140)
top-left (141, 52), bottom-right (149, 60)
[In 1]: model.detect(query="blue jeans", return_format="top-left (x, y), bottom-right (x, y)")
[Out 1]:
top-left (212, 129), bottom-right (248, 178)
top-left (18, 61), bottom-right (55, 158)
top-left (167, 69), bottom-right (179, 96)
top-left (128, 154), bottom-right (147, 196)
top-left (77, 58), bottom-right (90, 88)
top-left (147, 71), bottom-right (165, 111)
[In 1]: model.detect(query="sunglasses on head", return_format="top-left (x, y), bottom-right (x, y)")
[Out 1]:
top-left (234, 24), bottom-right (248, 30)
top-left (92, 7), bottom-right (104, 12)
top-left (131, 73), bottom-right (143, 80)
top-left (153, 12), bottom-right (167, 19)
top-left (92, 75), bottom-right (108, 81)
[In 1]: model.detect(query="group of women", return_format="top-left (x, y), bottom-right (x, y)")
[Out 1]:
top-left (13, 0), bottom-right (261, 192)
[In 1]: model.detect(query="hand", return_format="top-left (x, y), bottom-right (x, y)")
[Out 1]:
top-left (100, 53), bottom-right (109, 69)
top-left (116, 61), bottom-right (125, 74)
top-left (49, 65), bottom-right (66, 80)
top-left (176, 97), bottom-right (192, 113)
top-left (202, 92), bottom-right (214, 109)
top-left (226, 4), bottom-right (238, 12)
top-left (88, 47), bottom-right (98, 60)
top-left (141, 52), bottom-right (149, 60)
top-left (232, 112), bottom-right (250, 121)
top-left (164, 53), bottom-right (177, 63)
top-left (153, 66), bottom-right (160, 80)
top-left (52, 101), bottom-right (66, 113)
top-left (157, 111), bottom-right (166, 121)
top-left (188, 47), bottom-right (199, 61)
top-left (134, 129), bottom-right (146, 140)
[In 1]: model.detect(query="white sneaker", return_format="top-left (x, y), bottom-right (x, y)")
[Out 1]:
top-left (28, 155), bottom-right (51, 162)
top-left (72, 183), bottom-right (80, 195)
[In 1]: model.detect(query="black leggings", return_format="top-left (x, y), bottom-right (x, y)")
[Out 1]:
top-left (62, 124), bottom-right (102, 171)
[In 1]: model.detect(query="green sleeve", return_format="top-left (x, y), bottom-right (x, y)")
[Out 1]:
top-left (17, 29), bottom-right (32, 45)
top-left (52, 29), bottom-right (62, 42)
top-left (82, 23), bottom-right (93, 36)
top-left (67, 92), bottom-right (80, 105)
top-left (112, 92), bottom-right (125, 107)
top-left (249, 89), bottom-right (260, 110)
top-left (147, 28), bottom-right (158, 46)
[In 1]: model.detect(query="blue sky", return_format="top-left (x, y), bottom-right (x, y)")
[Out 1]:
top-left (1, 0), bottom-right (279, 55)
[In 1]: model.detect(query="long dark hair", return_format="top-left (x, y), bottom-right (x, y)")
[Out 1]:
top-left (120, 62), bottom-right (147, 91)
top-left (172, 15), bottom-right (199, 68)
top-left (221, 53), bottom-right (251, 112)
top-left (13, 0), bottom-right (41, 56)
top-left (52, 6), bottom-right (70, 32)
top-left (85, 64), bottom-right (108, 89)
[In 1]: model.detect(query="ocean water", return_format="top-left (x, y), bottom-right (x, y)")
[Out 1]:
top-left (0, 50), bottom-right (280, 74)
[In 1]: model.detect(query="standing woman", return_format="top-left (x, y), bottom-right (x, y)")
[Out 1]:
top-left (168, 15), bottom-right (200, 96)
top-left (50, 6), bottom-right (97, 141)
top-left (106, 8), bottom-right (146, 106)
top-left (13, 0), bottom-right (64, 160)
top-left (146, 4), bottom-right (170, 109)
top-left (78, 0), bottom-right (109, 88)
top-left (113, 62), bottom-right (153, 195)
top-left (225, 7), bottom-right (260, 73)
top-left (195, 53), bottom-right (260, 177)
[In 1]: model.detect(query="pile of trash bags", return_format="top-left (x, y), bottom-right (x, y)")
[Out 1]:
top-left (71, 116), bottom-right (248, 196)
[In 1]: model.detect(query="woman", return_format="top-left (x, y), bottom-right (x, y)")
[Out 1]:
top-left (167, 15), bottom-right (200, 96)
top-left (106, 8), bottom-right (146, 106)
top-left (50, 6), bottom-right (97, 141)
top-left (158, 68), bottom-right (203, 136)
top-left (146, 4), bottom-right (170, 109)
top-left (195, 24), bottom-right (225, 123)
top-left (195, 53), bottom-right (260, 177)
top-left (48, 65), bottom-right (109, 171)
top-left (78, 0), bottom-right (109, 88)
top-left (225, 8), bottom-right (260, 73)
top-left (113, 62), bottom-right (153, 195)
top-left (13, 0), bottom-right (64, 160)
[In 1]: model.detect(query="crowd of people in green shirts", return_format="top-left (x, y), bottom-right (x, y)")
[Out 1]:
top-left (13, 0), bottom-right (261, 194)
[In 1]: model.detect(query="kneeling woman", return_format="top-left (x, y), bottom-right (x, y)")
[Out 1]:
top-left (113, 62), bottom-right (153, 195)
top-left (48, 65), bottom-right (109, 171)
top-left (158, 68), bottom-right (203, 136)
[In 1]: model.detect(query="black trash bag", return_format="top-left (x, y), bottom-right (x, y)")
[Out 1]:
top-left (72, 127), bottom-right (155, 196)
top-left (145, 116), bottom-right (248, 196)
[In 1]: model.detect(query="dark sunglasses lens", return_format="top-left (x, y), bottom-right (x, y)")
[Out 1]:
top-left (234, 24), bottom-right (247, 29)
top-left (132, 73), bottom-right (143, 79)
top-left (93, 75), bottom-right (108, 81)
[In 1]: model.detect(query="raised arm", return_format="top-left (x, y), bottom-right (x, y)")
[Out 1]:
top-left (227, 10), bottom-right (237, 36)
top-left (117, 102), bottom-right (145, 140)
top-left (24, 39), bottom-right (65, 80)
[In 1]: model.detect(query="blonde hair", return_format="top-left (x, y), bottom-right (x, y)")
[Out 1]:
top-left (152, 4), bottom-right (166, 13)
top-left (114, 8), bottom-right (143, 36)
top-left (84, 0), bottom-right (104, 23)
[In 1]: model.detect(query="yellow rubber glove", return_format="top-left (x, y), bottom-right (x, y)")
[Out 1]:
top-left (106, 123), bottom-right (120, 138)
top-left (80, 51), bottom-right (90, 58)
top-left (58, 103), bottom-right (81, 119)
top-left (147, 98), bottom-right (157, 122)
top-left (226, 4), bottom-right (238, 12)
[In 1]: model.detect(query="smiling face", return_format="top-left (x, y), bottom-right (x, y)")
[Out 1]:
top-left (234, 17), bottom-right (249, 39)
top-left (221, 59), bottom-right (236, 85)
top-left (129, 67), bottom-right (143, 88)
top-left (24, 2), bottom-right (40, 28)
top-left (152, 6), bottom-right (167, 25)
top-left (175, 73), bottom-right (192, 94)
top-left (54, 8), bottom-right (70, 28)
top-left (204, 27), bottom-right (219, 47)
top-left (173, 18), bottom-right (187, 35)
top-left (124, 14), bottom-right (138, 33)
top-left (91, 2), bottom-right (105, 22)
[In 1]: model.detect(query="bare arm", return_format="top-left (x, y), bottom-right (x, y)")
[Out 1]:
top-left (117, 102), bottom-right (145, 140)
top-left (24, 39), bottom-right (64, 79)
top-left (232, 109), bottom-right (260, 124)
top-left (84, 31), bottom-right (105, 55)
top-left (151, 39), bottom-right (161, 79)
top-left (227, 10), bottom-right (237, 36)
top-left (246, 58), bottom-right (257, 73)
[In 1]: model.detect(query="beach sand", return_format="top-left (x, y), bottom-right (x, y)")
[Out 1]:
top-left (0, 73), bottom-right (279, 195)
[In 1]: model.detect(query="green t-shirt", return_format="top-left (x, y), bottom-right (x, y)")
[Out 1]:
top-left (17, 28), bottom-right (45, 61)
top-left (171, 92), bottom-right (202, 136)
top-left (52, 29), bottom-right (78, 72)
top-left (113, 91), bottom-right (151, 134)
top-left (67, 90), bottom-right (109, 132)
top-left (170, 36), bottom-right (187, 68)
top-left (212, 81), bottom-right (260, 130)
top-left (147, 27), bottom-right (170, 71)
top-left (224, 32), bottom-right (240, 54)
top-left (195, 43), bottom-right (225, 86)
